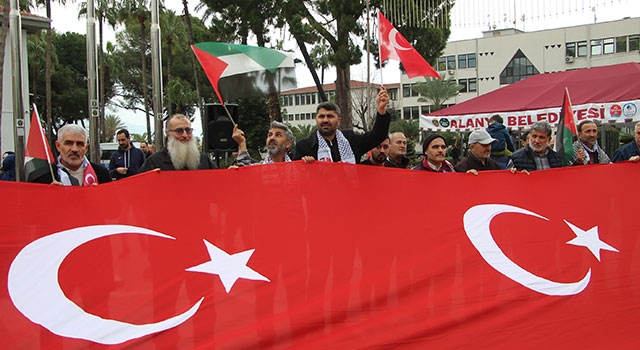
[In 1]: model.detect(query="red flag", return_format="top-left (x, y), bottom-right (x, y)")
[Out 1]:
top-left (556, 87), bottom-right (578, 166)
top-left (1, 163), bottom-right (638, 348)
top-left (24, 106), bottom-right (55, 182)
top-left (378, 12), bottom-right (440, 79)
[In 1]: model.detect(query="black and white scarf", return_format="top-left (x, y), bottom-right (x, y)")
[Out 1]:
top-left (316, 130), bottom-right (356, 164)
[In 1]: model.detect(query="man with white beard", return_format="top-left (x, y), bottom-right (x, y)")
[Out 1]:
top-left (139, 114), bottom-right (217, 171)
top-left (231, 121), bottom-right (295, 166)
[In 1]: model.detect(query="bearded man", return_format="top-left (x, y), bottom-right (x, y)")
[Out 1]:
top-left (139, 114), bottom-right (216, 171)
top-left (232, 121), bottom-right (295, 166)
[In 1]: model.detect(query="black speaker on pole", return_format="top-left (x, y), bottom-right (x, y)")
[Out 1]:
top-left (203, 103), bottom-right (238, 152)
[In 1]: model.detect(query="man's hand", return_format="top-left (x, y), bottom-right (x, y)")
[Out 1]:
top-left (376, 86), bottom-right (389, 115)
top-left (576, 148), bottom-right (585, 164)
top-left (301, 156), bottom-right (315, 163)
top-left (630, 155), bottom-right (640, 163)
top-left (232, 125), bottom-right (247, 151)
top-left (117, 167), bottom-right (128, 175)
top-left (509, 168), bottom-right (530, 175)
top-left (466, 169), bottom-right (478, 176)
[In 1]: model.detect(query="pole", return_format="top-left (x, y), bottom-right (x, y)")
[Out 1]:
top-left (86, 0), bottom-right (100, 163)
top-left (150, 0), bottom-right (164, 151)
top-left (10, 0), bottom-right (25, 181)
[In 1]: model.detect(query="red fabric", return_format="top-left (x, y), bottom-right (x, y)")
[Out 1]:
top-left (1, 162), bottom-right (639, 348)
top-left (428, 62), bottom-right (640, 117)
top-left (561, 88), bottom-right (578, 135)
top-left (191, 45), bottom-right (228, 104)
top-left (25, 108), bottom-right (54, 163)
top-left (378, 12), bottom-right (440, 79)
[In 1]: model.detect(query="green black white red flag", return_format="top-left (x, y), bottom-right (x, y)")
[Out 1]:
top-left (24, 106), bottom-right (55, 182)
top-left (192, 42), bottom-right (297, 104)
top-left (556, 87), bottom-right (578, 166)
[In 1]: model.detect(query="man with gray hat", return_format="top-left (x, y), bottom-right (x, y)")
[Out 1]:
top-left (455, 129), bottom-right (502, 174)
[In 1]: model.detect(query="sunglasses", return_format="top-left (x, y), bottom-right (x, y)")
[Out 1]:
top-left (169, 127), bottom-right (194, 135)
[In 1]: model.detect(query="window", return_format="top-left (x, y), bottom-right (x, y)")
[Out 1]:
top-left (409, 83), bottom-right (419, 97)
top-left (403, 106), bottom-right (420, 120)
top-left (295, 94), bottom-right (300, 105)
top-left (630, 35), bottom-right (640, 51)
top-left (566, 42), bottom-right (576, 57)
top-left (577, 41), bottom-right (588, 57)
top-left (458, 55), bottom-right (467, 69)
top-left (421, 105), bottom-right (433, 114)
top-left (616, 36), bottom-right (628, 53)
top-left (499, 49), bottom-right (539, 85)
top-left (468, 53), bottom-right (476, 68)
top-left (458, 79), bottom-right (468, 93)
top-left (603, 38), bottom-right (614, 54)
top-left (447, 55), bottom-right (456, 70)
top-left (468, 78), bottom-right (477, 92)
top-left (311, 93), bottom-right (316, 104)
top-left (590, 39), bottom-right (602, 56)
top-left (437, 57), bottom-right (446, 71)
top-left (388, 88), bottom-right (398, 100)
top-left (403, 84), bottom-right (411, 97)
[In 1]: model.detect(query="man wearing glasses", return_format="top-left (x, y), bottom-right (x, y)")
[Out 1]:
top-left (140, 114), bottom-right (217, 171)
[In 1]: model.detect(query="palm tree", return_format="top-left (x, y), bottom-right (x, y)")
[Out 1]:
top-left (103, 114), bottom-right (125, 142)
top-left (289, 124), bottom-right (315, 141)
top-left (412, 76), bottom-right (463, 112)
top-left (159, 10), bottom-right (187, 115)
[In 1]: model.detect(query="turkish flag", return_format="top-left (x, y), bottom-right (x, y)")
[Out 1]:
top-left (1, 163), bottom-right (639, 348)
top-left (378, 12), bottom-right (440, 79)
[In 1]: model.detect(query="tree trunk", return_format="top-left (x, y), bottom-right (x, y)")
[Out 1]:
top-left (139, 17), bottom-right (151, 143)
top-left (335, 65), bottom-right (351, 129)
top-left (98, 12), bottom-right (106, 142)
top-left (182, 1), bottom-right (203, 124)
top-left (166, 39), bottom-right (172, 115)
top-left (294, 35), bottom-right (326, 102)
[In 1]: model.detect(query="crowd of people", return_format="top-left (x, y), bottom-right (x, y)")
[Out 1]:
top-left (2, 87), bottom-right (638, 186)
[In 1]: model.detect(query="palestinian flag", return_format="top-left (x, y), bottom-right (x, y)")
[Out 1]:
top-left (556, 87), bottom-right (577, 166)
top-left (192, 42), bottom-right (297, 104)
top-left (24, 106), bottom-right (55, 182)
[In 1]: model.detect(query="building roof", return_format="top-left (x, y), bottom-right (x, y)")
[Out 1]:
top-left (0, 6), bottom-right (50, 33)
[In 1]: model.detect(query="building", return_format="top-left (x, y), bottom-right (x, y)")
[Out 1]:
top-left (282, 17), bottom-right (640, 127)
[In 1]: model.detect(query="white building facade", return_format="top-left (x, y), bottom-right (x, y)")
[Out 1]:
top-left (282, 17), bottom-right (640, 127)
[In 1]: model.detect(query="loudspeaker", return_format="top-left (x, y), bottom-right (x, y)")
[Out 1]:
top-left (203, 103), bottom-right (238, 152)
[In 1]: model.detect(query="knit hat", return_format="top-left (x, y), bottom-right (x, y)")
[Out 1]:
top-left (422, 134), bottom-right (445, 153)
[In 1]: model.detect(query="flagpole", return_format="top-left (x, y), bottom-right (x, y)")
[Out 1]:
top-left (32, 105), bottom-right (56, 181)
top-left (221, 103), bottom-right (237, 125)
top-left (10, 0), bottom-right (26, 182)
top-left (377, 10), bottom-right (384, 87)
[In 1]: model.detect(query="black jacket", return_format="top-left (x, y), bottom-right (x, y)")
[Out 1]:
top-left (139, 147), bottom-right (217, 171)
top-left (108, 144), bottom-right (146, 180)
top-left (508, 145), bottom-right (562, 171)
top-left (454, 153), bottom-right (501, 172)
top-left (293, 112), bottom-right (391, 163)
top-left (30, 161), bottom-right (112, 185)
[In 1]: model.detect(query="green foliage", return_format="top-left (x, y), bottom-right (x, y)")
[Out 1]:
top-left (390, 119), bottom-right (420, 139)
top-left (413, 77), bottom-right (463, 111)
top-left (103, 114), bottom-right (126, 142)
top-left (235, 96), bottom-right (272, 160)
top-left (289, 124), bottom-right (315, 142)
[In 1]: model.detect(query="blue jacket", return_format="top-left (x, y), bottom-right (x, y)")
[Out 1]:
top-left (612, 141), bottom-right (640, 163)
top-left (109, 144), bottom-right (146, 179)
top-left (487, 122), bottom-right (515, 153)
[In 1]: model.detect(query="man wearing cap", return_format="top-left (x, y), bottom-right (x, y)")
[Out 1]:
top-left (455, 129), bottom-right (502, 174)
top-left (412, 134), bottom-right (455, 172)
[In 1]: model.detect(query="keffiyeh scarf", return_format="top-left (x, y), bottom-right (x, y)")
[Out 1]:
top-left (316, 130), bottom-right (356, 164)
top-left (57, 156), bottom-right (98, 186)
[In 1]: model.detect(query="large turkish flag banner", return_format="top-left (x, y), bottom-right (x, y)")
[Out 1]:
top-left (1, 162), bottom-right (639, 348)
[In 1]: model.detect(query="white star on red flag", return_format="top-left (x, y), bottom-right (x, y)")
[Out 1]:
top-left (564, 220), bottom-right (619, 261)
top-left (186, 240), bottom-right (270, 293)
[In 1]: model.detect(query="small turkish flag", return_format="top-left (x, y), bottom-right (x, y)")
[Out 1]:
top-left (378, 12), bottom-right (440, 79)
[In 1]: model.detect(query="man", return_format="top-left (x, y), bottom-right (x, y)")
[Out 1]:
top-left (139, 141), bottom-right (152, 158)
top-left (362, 137), bottom-right (390, 166)
top-left (612, 122), bottom-right (640, 163)
top-left (568, 120), bottom-right (611, 165)
top-left (148, 144), bottom-right (156, 155)
top-left (454, 129), bottom-right (501, 174)
top-left (412, 134), bottom-right (455, 172)
top-left (232, 121), bottom-right (294, 165)
top-left (30, 124), bottom-right (111, 185)
top-left (385, 132), bottom-right (410, 168)
top-left (140, 114), bottom-right (217, 171)
top-left (487, 114), bottom-right (515, 169)
top-left (506, 121), bottom-right (562, 171)
top-left (293, 87), bottom-right (391, 163)
top-left (109, 129), bottom-right (146, 180)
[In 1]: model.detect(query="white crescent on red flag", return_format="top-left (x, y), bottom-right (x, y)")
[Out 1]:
top-left (378, 12), bottom-right (440, 79)
top-left (1, 163), bottom-right (638, 348)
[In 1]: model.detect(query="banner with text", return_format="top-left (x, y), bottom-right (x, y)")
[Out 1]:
top-left (421, 99), bottom-right (640, 131)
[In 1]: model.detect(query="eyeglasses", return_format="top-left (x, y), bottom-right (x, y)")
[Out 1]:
top-left (169, 127), bottom-right (193, 135)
